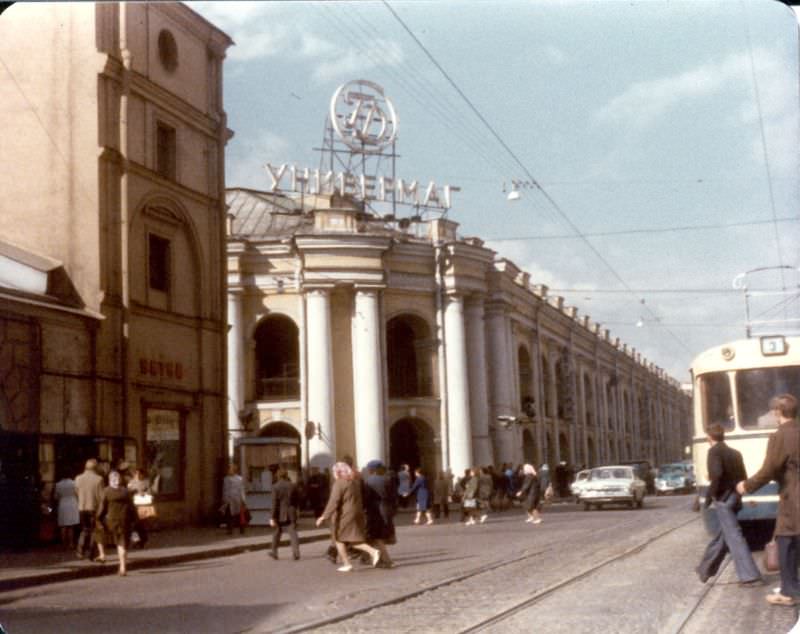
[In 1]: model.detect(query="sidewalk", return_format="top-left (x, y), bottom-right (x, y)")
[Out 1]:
top-left (0, 517), bottom-right (331, 593)
top-left (0, 500), bottom-right (573, 593)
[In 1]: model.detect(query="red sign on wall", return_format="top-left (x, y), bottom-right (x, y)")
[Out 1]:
top-left (139, 358), bottom-right (184, 380)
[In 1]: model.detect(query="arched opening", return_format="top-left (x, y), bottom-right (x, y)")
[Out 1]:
top-left (542, 353), bottom-right (553, 418)
top-left (254, 315), bottom-right (299, 401)
top-left (387, 315), bottom-right (435, 398)
top-left (389, 417), bottom-right (437, 474)
top-left (558, 432), bottom-right (569, 463)
top-left (583, 373), bottom-right (594, 429)
top-left (518, 346), bottom-right (533, 413)
top-left (522, 428), bottom-right (536, 465)
top-left (546, 431), bottom-right (556, 468)
top-left (587, 436), bottom-right (596, 468)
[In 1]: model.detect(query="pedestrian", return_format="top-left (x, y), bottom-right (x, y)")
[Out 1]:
top-left (737, 394), bottom-right (800, 605)
top-left (462, 468), bottom-right (479, 526)
top-left (54, 471), bottom-right (79, 549)
top-left (96, 470), bottom-right (137, 576)
top-left (127, 468), bottom-right (152, 548)
top-left (432, 471), bottom-right (451, 520)
top-left (306, 466), bottom-right (326, 518)
top-left (269, 468), bottom-right (300, 561)
top-left (316, 461), bottom-right (380, 572)
top-left (75, 458), bottom-right (104, 560)
top-left (406, 467), bottom-right (433, 525)
top-left (477, 466), bottom-right (493, 523)
top-left (696, 423), bottom-right (761, 586)
top-left (397, 464), bottom-right (412, 508)
top-left (364, 459), bottom-right (397, 568)
top-left (221, 464), bottom-right (246, 535)
top-left (516, 464), bottom-right (542, 524)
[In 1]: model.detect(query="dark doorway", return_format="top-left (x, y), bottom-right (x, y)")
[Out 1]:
top-left (389, 417), bottom-right (437, 474)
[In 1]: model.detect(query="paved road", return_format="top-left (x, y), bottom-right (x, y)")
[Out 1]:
top-left (0, 496), bottom-right (794, 634)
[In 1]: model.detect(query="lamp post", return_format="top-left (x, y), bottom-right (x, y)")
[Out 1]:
top-left (503, 180), bottom-right (537, 201)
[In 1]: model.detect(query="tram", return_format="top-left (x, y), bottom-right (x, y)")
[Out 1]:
top-left (691, 334), bottom-right (800, 527)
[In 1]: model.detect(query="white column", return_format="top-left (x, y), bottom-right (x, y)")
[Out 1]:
top-left (352, 288), bottom-right (384, 467)
top-left (306, 289), bottom-right (335, 468)
top-left (486, 303), bottom-right (515, 463)
top-left (465, 296), bottom-right (492, 466)
top-left (227, 291), bottom-right (245, 460)
top-left (444, 293), bottom-right (473, 476)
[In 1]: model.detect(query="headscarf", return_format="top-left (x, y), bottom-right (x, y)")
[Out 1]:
top-left (332, 462), bottom-right (353, 480)
top-left (523, 463), bottom-right (537, 476)
top-left (109, 470), bottom-right (122, 488)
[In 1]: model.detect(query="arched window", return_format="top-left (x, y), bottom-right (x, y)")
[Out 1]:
top-left (254, 315), bottom-right (299, 401)
top-left (387, 315), bottom-right (434, 398)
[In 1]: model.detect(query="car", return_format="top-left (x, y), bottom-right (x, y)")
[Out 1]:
top-left (579, 465), bottom-right (647, 510)
top-left (570, 469), bottom-right (591, 500)
top-left (619, 459), bottom-right (656, 495)
top-left (655, 462), bottom-right (695, 495)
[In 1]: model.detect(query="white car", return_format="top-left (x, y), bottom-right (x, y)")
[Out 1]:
top-left (579, 465), bottom-right (647, 510)
top-left (570, 469), bottom-right (591, 500)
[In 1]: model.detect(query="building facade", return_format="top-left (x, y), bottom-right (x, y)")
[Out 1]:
top-left (226, 190), bottom-right (692, 482)
top-left (0, 2), bottom-right (232, 534)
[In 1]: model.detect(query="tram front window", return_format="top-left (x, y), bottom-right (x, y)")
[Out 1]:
top-left (737, 366), bottom-right (800, 429)
top-left (699, 372), bottom-right (734, 431)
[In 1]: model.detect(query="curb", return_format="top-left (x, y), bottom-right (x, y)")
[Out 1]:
top-left (0, 530), bottom-right (331, 593)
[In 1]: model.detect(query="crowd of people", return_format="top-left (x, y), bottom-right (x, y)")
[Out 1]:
top-left (263, 457), bottom-right (555, 572)
top-left (56, 459), bottom-right (153, 576)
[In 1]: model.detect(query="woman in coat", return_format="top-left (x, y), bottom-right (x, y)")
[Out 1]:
top-left (462, 468), bottom-right (480, 526)
top-left (407, 467), bottom-right (433, 525)
top-left (54, 472), bottom-right (79, 549)
top-left (364, 460), bottom-right (397, 568)
top-left (316, 462), bottom-right (380, 572)
top-left (516, 463), bottom-right (542, 524)
top-left (96, 471), bottom-right (136, 576)
top-left (476, 467), bottom-right (494, 524)
top-left (221, 464), bottom-right (246, 535)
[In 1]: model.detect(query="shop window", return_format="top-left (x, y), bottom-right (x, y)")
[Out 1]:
top-left (148, 233), bottom-right (170, 293)
top-left (156, 122), bottom-right (176, 181)
top-left (144, 408), bottom-right (183, 499)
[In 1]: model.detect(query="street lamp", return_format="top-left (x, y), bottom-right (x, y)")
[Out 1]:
top-left (504, 180), bottom-right (537, 201)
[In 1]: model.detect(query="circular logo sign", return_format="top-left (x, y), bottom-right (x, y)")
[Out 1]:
top-left (330, 80), bottom-right (398, 153)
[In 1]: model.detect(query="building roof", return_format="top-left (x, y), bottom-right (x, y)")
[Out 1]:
top-left (226, 188), bottom-right (314, 239)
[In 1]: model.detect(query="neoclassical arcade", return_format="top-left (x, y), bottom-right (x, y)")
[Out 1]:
top-left (226, 189), bottom-right (691, 476)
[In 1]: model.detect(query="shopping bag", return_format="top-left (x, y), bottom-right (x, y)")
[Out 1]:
top-left (765, 538), bottom-right (779, 572)
top-left (240, 504), bottom-right (252, 526)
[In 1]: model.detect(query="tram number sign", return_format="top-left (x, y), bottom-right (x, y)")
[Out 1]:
top-left (760, 335), bottom-right (787, 356)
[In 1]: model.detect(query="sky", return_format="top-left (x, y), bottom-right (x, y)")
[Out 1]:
top-left (190, 0), bottom-right (800, 382)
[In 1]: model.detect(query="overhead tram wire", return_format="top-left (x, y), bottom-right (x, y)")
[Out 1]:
top-left (741, 0), bottom-right (787, 290)
top-left (340, 3), bottom-right (527, 183)
top-left (314, 2), bottom-right (522, 182)
top-left (382, 0), bottom-right (692, 355)
top-left (482, 216), bottom-right (799, 241)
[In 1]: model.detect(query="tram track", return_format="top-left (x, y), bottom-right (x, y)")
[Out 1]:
top-left (275, 509), bottom-right (698, 634)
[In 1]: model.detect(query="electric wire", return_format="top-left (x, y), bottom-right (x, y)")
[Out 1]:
top-left (383, 0), bottom-right (691, 354)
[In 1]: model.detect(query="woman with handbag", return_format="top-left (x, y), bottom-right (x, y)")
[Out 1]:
top-left (128, 468), bottom-right (153, 548)
top-left (96, 471), bottom-right (137, 576)
top-left (516, 464), bottom-right (542, 524)
top-left (462, 468), bottom-right (479, 526)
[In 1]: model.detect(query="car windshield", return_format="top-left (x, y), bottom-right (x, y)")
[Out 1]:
top-left (591, 468), bottom-right (631, 480)
top-left (658, 467), bottom-right (681, 477)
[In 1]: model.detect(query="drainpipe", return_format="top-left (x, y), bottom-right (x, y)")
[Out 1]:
top-left (118, 6), bottom-right (132, 439)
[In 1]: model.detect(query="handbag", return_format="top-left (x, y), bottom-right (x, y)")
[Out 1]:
top-left (463, 498), bottom-right (477, 509)
top-left (240, 503), bottom-right (252, 525)
top-left (137, 504), bottom-right (157, 520)
top-left (765, 534), bottom-right (779, 572)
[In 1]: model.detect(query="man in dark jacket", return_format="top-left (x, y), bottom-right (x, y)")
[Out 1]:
top-left (738, 394), bottom-right (800, 606)
top-left (270, 469), bottom-right (300, 560)
top-left (697, 423), bottom-right (761, 586)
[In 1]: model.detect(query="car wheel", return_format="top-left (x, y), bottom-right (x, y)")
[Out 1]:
top-left (584, 502), bottom-right (591, 511)
top-left (637, 496), bottom-right (644, 509)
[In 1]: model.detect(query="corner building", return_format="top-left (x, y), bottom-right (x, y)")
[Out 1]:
top-left (227, 191), bottom-right (692, 478)
top-left (0, 3), bottom-right (232, 531)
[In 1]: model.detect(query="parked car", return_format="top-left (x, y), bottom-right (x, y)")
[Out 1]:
top-left (655, 462), bottom-right (695, 495)
top-left (579, 465), bottom-right (647, 510)
top-left (570, 469), bottom-right (591, 500)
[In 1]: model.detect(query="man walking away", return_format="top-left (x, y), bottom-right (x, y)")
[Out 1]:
top-left (737, 394), bottom-right (800, 606)
top-left (696, 423), bottom-right (762, 586)
top-left (270, 469), bottom-right (300, 560)
top-left (75, 459), bottom-right (104, 560)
